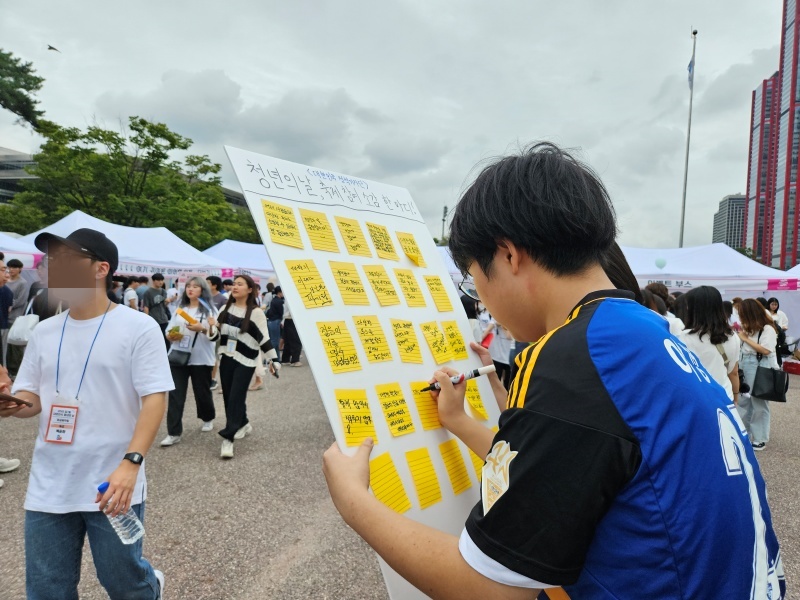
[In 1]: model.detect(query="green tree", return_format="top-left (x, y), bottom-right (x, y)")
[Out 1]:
top-left (0, 117), bottom-right (258, 249)
top-left (735, 247), bottom-right (754, 259)
top-left (0, 49), bottom-right (44, 128)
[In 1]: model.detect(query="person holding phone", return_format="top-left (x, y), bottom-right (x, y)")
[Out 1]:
top-left (0, 228), bottom-right (173, 599)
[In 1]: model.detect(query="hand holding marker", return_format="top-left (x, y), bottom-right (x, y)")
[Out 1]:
top-left (419, 365), bottom-right (496, 392)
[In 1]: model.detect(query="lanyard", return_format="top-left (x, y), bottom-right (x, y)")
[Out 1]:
top-left (56, 301), bottom-right (112, 401)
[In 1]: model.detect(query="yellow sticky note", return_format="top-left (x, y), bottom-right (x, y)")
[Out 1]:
top-left (466, 380), bottom-right (489, 420)
top-left (391, 320), bottom-right (424, 364)
top-left (363, 265), bottom-right (401, 306)
top-left (329, 261), bottom-right (370, 306)
top-left (262, 200), bottom-right (304, 249)
top-left (317, 321), bottom-right (361, 373)
top-left (366, 222), bottom-right (399, 260)
top-left (335, 389), bottom-right (378, 447)
top-left (353, 316), bottom-right (393, 363)
top-left (411, 382), bottom-right (442, 431)
top-left (442, 321), bottom-right (468, 360)
top-left (300, 209), bottom-right (339, 253)
top-left (396, 232), bottom-right (426, 267)
top-left (468, 448), bottom-right (485, 480)
top-left (424, 276), bottom-right (453, 312)
top-left (376, 383), bottom-right (416, 437)
top-left (394, 269), bottom-right (427, 308)
top-left (439, 439), bottom-right (472, 495)
top-left (370, 452), bottom-right (412, 513)
top-left (285, 260), bottom-right (334, 308)
top-left (335, 217), bottom-right (372, 257)
top-left (406, 448), bottom-right (442, 509)
top-left (420, 321), bottom-right (454, 364)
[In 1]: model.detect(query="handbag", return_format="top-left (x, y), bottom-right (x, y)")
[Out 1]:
top-left (8, 297), bottom-right (40, 346)
top-left (752, 329), bottom-right (789, 402)
top-left (167, 316), bottom-right (202, 367)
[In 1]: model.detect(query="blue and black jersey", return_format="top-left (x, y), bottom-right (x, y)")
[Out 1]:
top-left (461, 290), bottom-right (785, 599)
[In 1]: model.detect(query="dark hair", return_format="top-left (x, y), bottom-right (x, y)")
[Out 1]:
top-left (767, 297), bottom-right (780, 312)
top-left (672, 291), bottom-right (684, 298)
top-left (460, 295), bottom-right (478, 319)
top-left (645, 283), bottom-right (672, 310)
top-left (683, 287), bottom-right (733, 345)
top-left (602, 242), bottom-right (643, 304)
top-left (266, 282), bottom-right (275, 293)
top-left (123, 276), bottom-right (137, 290)
top-left (151, 273), bottom-right (164, 281)
top-left (206, 275), bottom-right (222, 292)
top-left (274, 286), bottom-right (282, 294)
top-left (223, 279), bottom-right (234, 286)
top-left (722, 301), bottom-right (733, 319)
top-left (448, 142), bottom-right (617, 278)
top-left (641, 288), bottom-right (667, 315)
top-left (739, 298), bottom-right (774, 336)
top-left (0, 252), bottom-right (5, 261)
top-left (138, 276), bottom-right (149, 284)
top-left (756, 297), bottom-right (769, 310)
top-left (7, 259), bottom-right (23, 269)
top-left (218, 275), bottom-right (259, 333)
top-left (672, 293), bottom-right (689, 324)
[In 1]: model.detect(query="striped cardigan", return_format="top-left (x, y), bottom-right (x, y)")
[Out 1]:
top-left (216, 304), bottom-right (279, 368)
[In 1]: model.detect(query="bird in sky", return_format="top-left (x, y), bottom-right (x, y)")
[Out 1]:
top-left (47, 45), bottom-right (60, 53)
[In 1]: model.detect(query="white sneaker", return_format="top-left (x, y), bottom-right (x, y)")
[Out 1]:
top-left (0, 458), bottom-right (20, 473)
top-left (159, 435), bottom-right (181, 447)
top-left (201, 421), bottom-right (213, 432)
top-left (234, 422), bottom-right (253, 440)
top-left (154, 569), bottom-right (164, 598)
top-left (221, 440), bottom-right (234, 459)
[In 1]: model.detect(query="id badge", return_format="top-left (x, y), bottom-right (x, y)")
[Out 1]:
top-left (179, 333), bottom-right (191, 349)
top-left (226, 339), bottom-right (237, 354)
top-left (46, 404), bottom-right (79, 444)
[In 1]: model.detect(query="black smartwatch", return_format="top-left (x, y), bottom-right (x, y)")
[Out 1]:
top-left (124, 452), bottom-right (144, 466)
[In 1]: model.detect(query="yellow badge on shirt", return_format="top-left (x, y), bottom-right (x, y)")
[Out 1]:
top-left (481, 440), bottom-right (518, 515)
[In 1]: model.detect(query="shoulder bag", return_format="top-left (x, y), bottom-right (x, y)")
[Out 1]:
top-left (752, 329), bottom-right (789, 402)
top-left (167, 316), bottom-right (203, 367)
top-left (8, 296), bottom-right (40, 346)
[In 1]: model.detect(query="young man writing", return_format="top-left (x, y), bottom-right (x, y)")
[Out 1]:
top-left (0, 228), bottom-right (174, 599)
top-left (322, 144), bottom-right (785, 599)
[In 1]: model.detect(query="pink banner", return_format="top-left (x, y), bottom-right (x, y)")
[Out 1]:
top-left (767, 279), bottom-right (799, 291)
top-left (220, 268), bottom-right (235, 278)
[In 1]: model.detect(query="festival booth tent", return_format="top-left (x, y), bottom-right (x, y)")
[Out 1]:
top-left (623, 243), bottom-right (800, 334)
top-left (0, 233), bottom-right (42, 268)
top-left (21, 210), bottom-right (232, 277)
top-left (202, 240), bottom-right (276, 281)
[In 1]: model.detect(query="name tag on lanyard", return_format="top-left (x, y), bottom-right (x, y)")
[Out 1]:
top-left (46, 398), bottom-right (79, 444)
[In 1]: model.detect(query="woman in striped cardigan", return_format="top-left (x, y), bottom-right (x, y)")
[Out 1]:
top-left (209, 275), bottom-right (280, 459)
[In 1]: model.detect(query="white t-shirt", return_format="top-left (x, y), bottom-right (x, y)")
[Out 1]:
top-left (771, 310), bottom-right (789, 330)
top-left (741, 325), bottom-right (778, 357)
top-left (679, 331), bottom-right (740, 400)
top-left (166, 287), bottom-right (179, 316)
top-left (13, 305), bottom-right (174, 513)
top-left (166, 304), bottom-right (218, 367)
top-left (123, 288), bottom-right (138, 309)
top-left (488, 322), bottom-right (512, 365)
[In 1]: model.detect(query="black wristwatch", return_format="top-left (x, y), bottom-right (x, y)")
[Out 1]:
top-left (124, 452), bottom-right (144, 466)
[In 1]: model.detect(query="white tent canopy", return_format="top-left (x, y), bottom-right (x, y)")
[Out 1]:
top-left (203, 240), bottom-right (276, 280)
top-left (21, 210), bottom-right (231, 276)
top-left (0, 233), bottom-right (42, 268)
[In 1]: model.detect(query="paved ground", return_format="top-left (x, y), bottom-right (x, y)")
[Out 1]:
top-left (1, 367), bottom-right (798, 599)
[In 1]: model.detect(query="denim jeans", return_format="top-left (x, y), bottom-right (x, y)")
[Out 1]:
top-left (267, 319), bottom-right (281, 356)
top-left (738, 353), bottom-right (772, 444)
top-left (26, 504), bottom-right (160, 600)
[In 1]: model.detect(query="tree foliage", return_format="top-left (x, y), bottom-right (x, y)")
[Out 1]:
top-left (0, 49), bottom-right (44, 128)
top-left (0, 117), bottom-right (259, 249)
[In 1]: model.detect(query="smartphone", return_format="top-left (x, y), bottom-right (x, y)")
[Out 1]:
top-left (0, 392), bottom-right (33, 407)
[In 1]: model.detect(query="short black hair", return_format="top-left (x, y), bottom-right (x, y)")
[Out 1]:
top-left (448, 142), bottom-right (617, 278)
top-left (223, 279), bottom-right (234, 286)
top-left (7, 258), bottom-right (23, 269)
top-left (206, 275), bottom-right (223, 291)
top-left (151, 273), bottom-right (164, 281)
top-left (138, 276), bottom-right (149, 284)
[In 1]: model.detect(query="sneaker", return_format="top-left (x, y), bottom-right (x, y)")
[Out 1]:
top-left (210, 379), bottom-right (218, 391)
top-left (234, 423), bottom-right (253, 440)
top-left (0, 458), bottom-right (21, 473)
top-left (291, 362), bottom-right (303, 367)
top-left (159, 435), bottom-right (181, 447)
top-left (752, 442), bottom-right (767, 452)
top-left (154, 569), bottom-right (164, 599)
top-left (201, 421), bottom-right (214, 432)
top-left (220, 440), bottom-right (234, 459)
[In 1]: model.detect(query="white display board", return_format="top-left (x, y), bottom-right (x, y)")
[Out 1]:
top-left (226, 146), bottom-right (501, 600)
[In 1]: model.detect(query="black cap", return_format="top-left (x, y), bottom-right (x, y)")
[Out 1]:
top-left (35, 228), bottom-right (119, 273)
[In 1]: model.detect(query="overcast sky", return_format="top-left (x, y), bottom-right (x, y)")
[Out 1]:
top-left (0, 1), bottom-right (783, 247)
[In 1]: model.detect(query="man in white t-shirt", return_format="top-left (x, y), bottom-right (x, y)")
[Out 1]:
top-left (0, 228), bottom-right (173, 599)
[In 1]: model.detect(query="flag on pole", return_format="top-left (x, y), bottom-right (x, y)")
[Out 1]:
top-left (687, 57), bottom-right (695, 90)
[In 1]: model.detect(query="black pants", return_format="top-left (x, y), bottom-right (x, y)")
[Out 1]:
top-left (7, 342), bottom-right (24, 377)
top-left (218, 355), bottom-right (255, 441)
top-left (167, 364), bottom-right (215, 436)
top-left (158, 322), bottom-right (169, 350)
top-left (494, 360), bottom-right (511, 389)
top-left (282, 319), bottom-right (302, 363)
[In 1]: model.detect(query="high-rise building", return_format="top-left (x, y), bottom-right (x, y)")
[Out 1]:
top-left (713, 194), bottom-right (746, 248)
top-left (743, 73), bottom-right (779, 263)
top-left (0, 147), bottom-right (35, 202)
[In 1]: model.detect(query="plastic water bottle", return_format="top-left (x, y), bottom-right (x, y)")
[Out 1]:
top-left (97, 482), bottom-right (145, 545)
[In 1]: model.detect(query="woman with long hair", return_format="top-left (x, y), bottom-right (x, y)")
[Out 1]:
top-left (767, 297), bottom-right (789, 331)
top-left (679, 287), bottom-right (740, 403)
top-left (160, 277), bottom-right (219, 447)
top-left (211, 275), bottom-right (280, 458)
top-left (737, 298), bottom-right (778, 451)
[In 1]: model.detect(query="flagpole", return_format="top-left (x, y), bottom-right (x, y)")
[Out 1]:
top-left (679, 29), bottom-right (698, 248)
